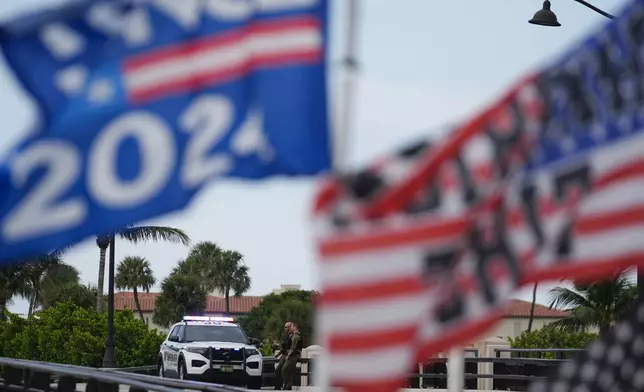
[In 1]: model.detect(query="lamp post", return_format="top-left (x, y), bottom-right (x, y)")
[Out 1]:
top-left (529, 0), bottom-right (615, 27)
top-left (99, 233), bottom-right (117, 368)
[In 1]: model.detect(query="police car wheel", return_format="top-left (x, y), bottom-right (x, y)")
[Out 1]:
top-left (157, 360), bottom-right (164, 378)
top-left (178, 359), bottom-right (187, 380)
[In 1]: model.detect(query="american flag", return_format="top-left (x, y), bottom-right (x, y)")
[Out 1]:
top-left (312, 1), bottom-right (644, 390)
top-left (123, 16), bottom-right (323, 103)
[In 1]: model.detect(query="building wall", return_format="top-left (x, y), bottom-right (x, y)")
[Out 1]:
top-left (485, 317), bottom-right (562, 340)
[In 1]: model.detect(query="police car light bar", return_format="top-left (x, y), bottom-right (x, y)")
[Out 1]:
top-left (183, 316), bottom-right (210, 321)
top-left (183, 316), bottom-right (235, 322)
top-left (210, 316), bottom-right (235, 322)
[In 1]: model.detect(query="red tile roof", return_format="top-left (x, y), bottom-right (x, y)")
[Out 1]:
top-left (114, 292), bottom-right (263, 314)
top-left (115, 293), bottom-right (568, 318)
top-left (504, 299), bottom-right (568, 318)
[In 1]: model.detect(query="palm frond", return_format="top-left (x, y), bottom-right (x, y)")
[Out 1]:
top-left (118, 226), bottom-right (190, 245)
top-left (115, 256), bottom-right (156, 292)
top-left (548, 286), bottom-right (594, 310)
top-left (48, 245), bottom-right (74, 259)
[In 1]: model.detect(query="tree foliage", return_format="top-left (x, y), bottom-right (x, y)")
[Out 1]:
top-left (116, 256), bottom-right (156, 321)
top-left (0, 265), bottom-right (27, 320)
top-left (155, 242), bottom-right (251, 324)
top-left (21, 258), bottom-right (80, 317)
top-left (175, 242), bottom-right (252, 313)
top-left (117, 226), bottom-right (191, 245)
top-left (238, 290), bottom-right (315, 345)
top-left (153, 272), bottom-right (207, 328)
top-left (508, 325), bottom-right (598, 359)
top-left (96, 226), bottom-right (190, 312)
top-left (0, 302), bottom-right (164, 367)
top-left (40, 282), bottom-right (98, 311)
top-left (549, 269), bottom-right (636, 333)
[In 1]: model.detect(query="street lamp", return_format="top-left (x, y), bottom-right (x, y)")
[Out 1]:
top-left (529, 0), bottom-right (615, 27)
top-left (97, 233), bottom-right (117, 368)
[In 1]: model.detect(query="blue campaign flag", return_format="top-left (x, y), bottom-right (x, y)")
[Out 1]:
top-left (0, 0), bottom-right (331, 261)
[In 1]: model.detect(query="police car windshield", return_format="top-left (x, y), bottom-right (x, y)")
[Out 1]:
top-left (184, 325), bottom-right (247, 343)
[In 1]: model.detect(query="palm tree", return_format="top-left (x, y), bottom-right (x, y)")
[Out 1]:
top-left (213, 250), bottom-right (252, 314)
top-left (527, 283), bottom-right (538, 332)
top-left (548, 269), bottom-right (636, 334)
top-left (153, 271), bottom-right (207, 328)
top-left (176, 242), bottom-right (224, 291)
top-left (115, 256), bottom-right (156, 321)
top-left (20, 249), bottom-right (80, 317)
top-left (0, 265), bottom-right (26, 320)
top-left (180, 242), bottom-right (252, 313)
top-left (95, 225), bottom-right (190, 311)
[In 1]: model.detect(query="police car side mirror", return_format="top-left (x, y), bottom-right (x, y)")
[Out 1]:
top-left (248, 337), bottom-right (261, 346)
top-left (168, 335), bottom-right (180, 342)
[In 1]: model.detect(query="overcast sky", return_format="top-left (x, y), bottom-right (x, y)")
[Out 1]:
top-left (0, 0), bottom-right (627, 314)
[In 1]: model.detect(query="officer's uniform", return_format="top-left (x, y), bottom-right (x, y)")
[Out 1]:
top-left (281, 331), bottom-right (302, 390)
top-left (274, 331), bottom-right (292, 390)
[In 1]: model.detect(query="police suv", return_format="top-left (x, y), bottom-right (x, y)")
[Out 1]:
top-left (157, 316), bottom-right (263, 389)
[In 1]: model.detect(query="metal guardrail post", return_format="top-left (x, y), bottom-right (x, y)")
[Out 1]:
top-left (57, 376), bottom-right (76, 392)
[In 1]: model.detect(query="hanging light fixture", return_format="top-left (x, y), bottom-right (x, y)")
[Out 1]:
top-left (529, 0), bottom-right (615, 27)
top-left (529, 0), bottom-right (561, 27)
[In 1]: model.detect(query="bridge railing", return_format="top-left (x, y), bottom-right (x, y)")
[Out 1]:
top-left (0, 348), bottom-right (582, 391)
top-left (0, 357), bottom-right (245, 392)
top-left (262, 348), bottom-right (586, 391)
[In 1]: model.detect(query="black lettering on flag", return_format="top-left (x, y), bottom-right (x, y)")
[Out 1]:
top-left (554, 66), bottom-right (596, 129)
top-left (422, 248), bottom-right (459, 278)
top-left (534, 75), bottom-right (557, 140)
top-left (554, 163), bottom-right (592, 201)
top-left (484, 100), bottom-right (527, 179)
top-left (469, 206), bottom-right (522, 304)
top-left (436, 294), bottom-right (466, 325)
top-left (520, 179), bottom-right (545, 248)
top-left (331, 169), bottom-right (386, 229)
top-left (626, 7), bottom-right (644, 77)
top-left (552, 162), bottom-right (592, 258)
top-left (423, 248), bottom-right (467, 324)
top-left (346, 170), bottom-right (385, 201)
top-left (397, 140), bottom-right (432, 159)
top-left (596, 38), bottom-right (625, 118)
top-left (405, 177), bottom-right (442, 214)
top-left (453, 154), bottom-right (479, 206)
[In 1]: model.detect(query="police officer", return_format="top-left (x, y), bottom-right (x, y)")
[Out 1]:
top-left (281, 322), bottom-right (302, 390)
top-left (274, 322), bottom-right (292, 390)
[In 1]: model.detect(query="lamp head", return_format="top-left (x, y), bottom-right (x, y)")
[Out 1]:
top-left (529, 0), bottom-right (561, 27)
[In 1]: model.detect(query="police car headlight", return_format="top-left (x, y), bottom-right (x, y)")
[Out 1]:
top-left (245, 348), bottom-right (260, 357)
top-left (185, 347), bottom-right (208, 355)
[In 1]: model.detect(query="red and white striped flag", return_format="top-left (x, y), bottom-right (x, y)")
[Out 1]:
top-left (312, 1), bottom-right (644, 390)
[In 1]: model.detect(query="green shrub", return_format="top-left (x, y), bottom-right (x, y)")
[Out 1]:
top-left (238, 290), bottom-right (315, 343)
top-left (259, 339), bottom-right (275, 357)
top-left (0, 302), bottom-right (165, 367)
top-left (508, 326), bottom-right (598, 359)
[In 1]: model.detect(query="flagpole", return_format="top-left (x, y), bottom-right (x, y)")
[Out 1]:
top-left (316, 0), bottom-right (361, 389)
top-left (333, 0), bottom-right (361, 172)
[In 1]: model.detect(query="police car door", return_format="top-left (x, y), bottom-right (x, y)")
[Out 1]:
top-left (163, 325), bottom-right (181, 371)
